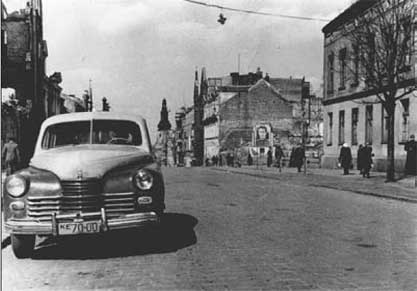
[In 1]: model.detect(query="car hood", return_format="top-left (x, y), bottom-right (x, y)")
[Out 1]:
top-left (30, 145), bottom-right (153, 180)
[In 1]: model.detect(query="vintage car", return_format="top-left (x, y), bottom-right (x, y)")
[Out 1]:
top-left (3, 112), bottom-right (165, 258)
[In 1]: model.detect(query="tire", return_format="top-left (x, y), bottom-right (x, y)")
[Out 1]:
top-left (11, 234), bottom-right (35, 258)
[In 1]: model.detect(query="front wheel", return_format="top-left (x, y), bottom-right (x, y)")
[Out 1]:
top-left (11, 234), bottom-right (35, 258)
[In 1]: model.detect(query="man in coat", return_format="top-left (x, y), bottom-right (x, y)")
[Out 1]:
top-left (357, 144), bottom-right (364, 174)
top-left (404, 134), bottom-right (417, 175)
top-left (2, 137), bottom-right (21, 176)
top-left (338, 143), bottom-right (352, 175)
top-left (361, 143), bottom-right (373, 178)
top-left (293, 144), bottom-right (305, 173)
top-left (274, 145), bottom-right (284, 171)
top-left (267, 147), bottom-right (273, 167)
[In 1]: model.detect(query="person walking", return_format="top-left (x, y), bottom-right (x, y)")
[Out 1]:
top-left (2, 137), bottom-right (21, 176)
top-left (357, 144), bottom-right (364, 175)
top-left (293, 144), bottom-right (305, 173)
top-left (362, 143), bottom-right (373, 178)
top-left (247, 153), bottom-right (253, 166)
top-left (338, 143), bottom-right (352, 175)
top-left (275, 145), bottom-right (284, 172)
top-left (267, 147), bottom-right (273, 167)
top-left (404, 134), bottom-right (417, 175)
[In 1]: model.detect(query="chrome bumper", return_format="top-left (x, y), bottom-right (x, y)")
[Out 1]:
top-left (4, 209), bottom-right (159, 235)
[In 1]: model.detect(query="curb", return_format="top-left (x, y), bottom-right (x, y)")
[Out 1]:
top-left (211, 167), bottom-right (417, 204)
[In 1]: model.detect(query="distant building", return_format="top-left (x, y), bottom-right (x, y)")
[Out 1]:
top-left (154, 99), bottom-right (176, 166)
top-left (194, 68), bottom-right (323, 165)
top-left (321, 0), bottom-right (417, 172)
top-left (60, 93), bottom-right (86, 113)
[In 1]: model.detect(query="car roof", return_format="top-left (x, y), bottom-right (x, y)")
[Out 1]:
top-left (41, 112), bottom-right (147, 128)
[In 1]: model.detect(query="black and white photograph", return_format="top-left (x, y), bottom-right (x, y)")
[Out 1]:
top-left (1, 0), bottom-right (417, 290)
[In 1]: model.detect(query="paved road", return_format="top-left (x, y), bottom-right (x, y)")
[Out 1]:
top-left (2, 168), bottom-right (417, 290)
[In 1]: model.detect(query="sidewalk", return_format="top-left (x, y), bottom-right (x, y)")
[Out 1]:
top-left (211, 166), bottom-right (417, 203)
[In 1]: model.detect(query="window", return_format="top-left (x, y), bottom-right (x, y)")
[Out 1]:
top-left (339, 48), bottom-right (347, 90)
top-left (338, 110), bottom-right (345, 145)
top-left (327, 53), bottom-right (334, 94)
top-left (366, 34), bottom-right (375, 84)
top-left (400, 17), bottom-right (412, 72)
top-left (365, 105), bottom-right (373, 144)
top-left (381, 106), bottom-right (388, 144)
top-left (327, 112), bottom-right (333, 145)
top-left (42, 120), bottom-right (142, 149)
top-left (351, 108), bottom-right (358, 145)
top-left (352, 44), bottom-right (359, 86)
top-left (400, 98), bottom-right (409, 143)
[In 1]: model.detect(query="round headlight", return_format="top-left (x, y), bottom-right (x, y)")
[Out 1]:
top-left (6, 175), bottom-right (28, 197)
top-left (134, 169), bottom-right (153, 190)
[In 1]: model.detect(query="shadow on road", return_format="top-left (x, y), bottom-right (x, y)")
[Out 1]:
top-left (30, 213), bottom-right (198, 260)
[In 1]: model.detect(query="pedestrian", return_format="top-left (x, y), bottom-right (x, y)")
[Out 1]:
top-left (2, 137), bottom-right (21, 176)
top-left (357, 144), bottom-right (364, 174)
top-left (267, 147), bottom-right (273, 167)
top-left (362, 143), bottom-right (373, 178)
top-left (247, 153), bottom-right (253, 166)
top-left (404, 134), bottom-right (417, 175)
top-left (205, 157), bottom-right (210, 167)
top-left (293, 144), bottom-right (305, 173)
top-left (338, 143), bottom-right (352, 175)
top-left (274, 145), bottom-right (284, 171)
top-left (289, 147), bottom-right (296, 167)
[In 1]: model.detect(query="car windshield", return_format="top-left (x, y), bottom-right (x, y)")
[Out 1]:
top-left (41, 119), bottom-right (142, 149)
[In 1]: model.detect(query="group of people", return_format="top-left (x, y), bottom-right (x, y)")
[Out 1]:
top-left (205, 155), bottom-right (220, 167)
top-left (338, 143), bottom-right (373, 177)
top-left (337, 134), bottom-right (417, 177)
top-left (3, 134), bottom-right (416, 177)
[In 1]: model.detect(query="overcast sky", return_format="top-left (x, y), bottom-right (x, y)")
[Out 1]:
top-left (4, 0), bottom-right (352, 137)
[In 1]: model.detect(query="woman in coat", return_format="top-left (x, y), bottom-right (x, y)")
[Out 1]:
top-left (338, 143), bottom-right (352, 175)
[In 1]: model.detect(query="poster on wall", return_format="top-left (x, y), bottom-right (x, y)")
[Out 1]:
top-left (254, 124), bottom-right (272, 147)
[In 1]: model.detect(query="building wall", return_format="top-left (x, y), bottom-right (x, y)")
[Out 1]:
top-left (321, 0), bottom-right (417, 172)
top-left (323, 93), bottom-right (417, 171)
top-left (218, 81), bottom-right (295, 151)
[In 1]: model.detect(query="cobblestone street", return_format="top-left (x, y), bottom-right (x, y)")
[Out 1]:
top-left (2, 167), bottom-right (417, 290)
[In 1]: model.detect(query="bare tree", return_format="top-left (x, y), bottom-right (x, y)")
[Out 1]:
top-left (342, 0), bottom-right (416, 181)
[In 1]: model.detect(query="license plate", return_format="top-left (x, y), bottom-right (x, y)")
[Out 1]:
top-left (58, 221), bottom-right (101, 235)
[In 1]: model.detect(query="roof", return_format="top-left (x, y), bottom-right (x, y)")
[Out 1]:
top-left (322, 0), bottom-right (378, 34)
top-left (268, 78), bottom-right (303, 102)
top-left (41, 112), bottom-right (147, 128)
top-left (218, 92), bottom-right (238, 104)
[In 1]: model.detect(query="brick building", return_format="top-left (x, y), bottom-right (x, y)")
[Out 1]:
top-left (321, 0), bottom-right (417, 172)
top-left (199, 68), bottom-right (320, 164)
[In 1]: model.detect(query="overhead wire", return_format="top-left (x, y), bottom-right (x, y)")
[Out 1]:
top-left (182, 0), bottom-right (331, 22)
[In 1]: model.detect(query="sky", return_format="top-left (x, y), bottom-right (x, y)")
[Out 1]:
top-left (3, 0), bottom-right (352, 138)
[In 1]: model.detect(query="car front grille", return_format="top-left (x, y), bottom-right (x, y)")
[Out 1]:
top-left (27, 180), bottom-right (137, 220)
